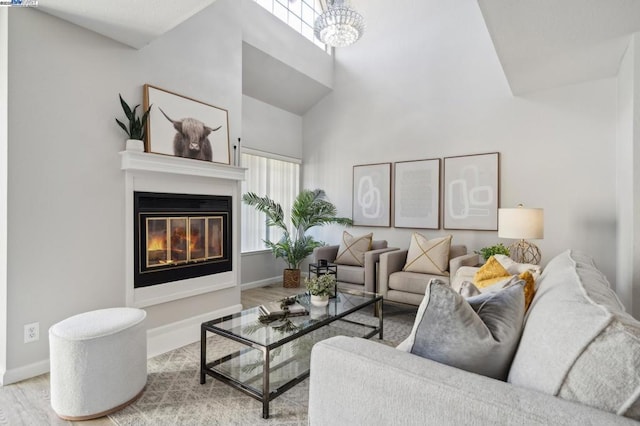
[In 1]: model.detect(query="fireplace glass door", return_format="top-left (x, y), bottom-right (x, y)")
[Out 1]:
top-left (145, 216), bottom-right (224, 268)
top-left (134, 192), bottom-right (232, 288)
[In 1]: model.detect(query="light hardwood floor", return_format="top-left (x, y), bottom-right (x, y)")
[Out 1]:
top-left (0, 284), bottom-right (302, 426)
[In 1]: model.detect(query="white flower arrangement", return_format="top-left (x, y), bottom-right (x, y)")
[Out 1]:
top-left (305, 273), bottom-right (336, 297)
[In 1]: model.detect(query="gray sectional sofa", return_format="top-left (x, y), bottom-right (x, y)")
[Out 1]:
top-left (309, 250), bottom-right (640, 425)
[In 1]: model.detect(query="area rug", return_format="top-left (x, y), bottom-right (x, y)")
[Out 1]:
top-left (109, 306), bottom-right (415, 425)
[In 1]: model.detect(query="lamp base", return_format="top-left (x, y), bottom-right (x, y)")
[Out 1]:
top-left (509, 240), bottom-right (541, 265)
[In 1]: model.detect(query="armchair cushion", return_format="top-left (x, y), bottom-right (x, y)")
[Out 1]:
top-left (402, 233), bottom-right (452, 276)
top-left (334, 231), bottom-right (373, 266)
top-left (397, 278), bottom-right (526, 381)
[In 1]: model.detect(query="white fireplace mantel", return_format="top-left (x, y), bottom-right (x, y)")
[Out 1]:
top-left (120, 151), bottom-right (246, 181)
top-left (121, 151), bottom-right (246, 308)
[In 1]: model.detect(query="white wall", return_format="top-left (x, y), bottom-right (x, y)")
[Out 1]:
top-left (616, 34), bottom-right (640, 318)
top-left (4, 0), bottom-right (242, 378)
top-left (241, 95), bottom-right (302, 158)
top-left (303, 1), bottom-right (619, 287)
top-left (240, 95), bottom-right (303, 287)
top-left (0, 7), bottom-right (9, 376)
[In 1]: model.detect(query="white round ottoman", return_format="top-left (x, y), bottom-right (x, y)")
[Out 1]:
top-left (49, 307), bottom-right (147, 420)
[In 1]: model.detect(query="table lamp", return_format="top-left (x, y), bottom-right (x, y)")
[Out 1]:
top-left (498, 204), bottom-right (544, 265)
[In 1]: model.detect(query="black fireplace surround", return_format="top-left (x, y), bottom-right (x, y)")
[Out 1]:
top-left (134, 192), bottom-right (232, 288)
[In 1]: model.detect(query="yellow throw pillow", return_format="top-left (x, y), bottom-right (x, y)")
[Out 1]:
top-left (474, 256), bottom-right (511, 287)
top-left (334, 231), bottom-right (373, 266)
top-left (473, 256), bottom-right (536, 310)
top-left (519, 270), bottom-right (535, 310)
top-left (403, 233), bottom-right (452, 276)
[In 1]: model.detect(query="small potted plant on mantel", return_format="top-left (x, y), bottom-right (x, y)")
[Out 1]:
top-left (115, 94), bottom-right (151, 152)
top-left (305, 273), bottom-right (336, 307)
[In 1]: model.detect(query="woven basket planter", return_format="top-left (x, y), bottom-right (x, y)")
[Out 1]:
top-left (283, 269), bottom-right (301, 288)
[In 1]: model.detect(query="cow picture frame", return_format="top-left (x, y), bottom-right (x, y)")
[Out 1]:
top-left (352, 163), bottom-right (392, 227)
top-left (443, 152), bottom-right (500, 231)
top-left (143, 84), bottom-right (230, 165)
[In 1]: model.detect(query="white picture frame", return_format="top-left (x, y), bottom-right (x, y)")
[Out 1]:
top-left (352, 163), bottom-right (392, 227)
top-left (443, 152), bottom-right (500, 230)
top-left (394, 158), bottom-right (441, 229)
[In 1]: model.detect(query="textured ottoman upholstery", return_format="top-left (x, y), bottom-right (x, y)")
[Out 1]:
top-left (49, 307), bottom-right (147, 420)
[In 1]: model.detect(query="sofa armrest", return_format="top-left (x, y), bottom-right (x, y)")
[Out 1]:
top-left (449, 252), bottom-right (480, 278)
top-left (378, 250), bottom-right (408, 297)
top-left (363, 247), bottom-right (399, 293)
top-left (309, 336), bottom-right (636, 426)
top-left (312, 245), bottom-right (339, 263)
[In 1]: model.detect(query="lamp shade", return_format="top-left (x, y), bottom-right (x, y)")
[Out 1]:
top-left (498, 207), bottom-right (544, 240)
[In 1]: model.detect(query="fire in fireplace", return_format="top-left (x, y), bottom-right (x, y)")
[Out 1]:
top-left (134, 192), bottom-right (232, 288)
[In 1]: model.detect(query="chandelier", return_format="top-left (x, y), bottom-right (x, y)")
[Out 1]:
top-left (314, 0), bottom-right (365, 48)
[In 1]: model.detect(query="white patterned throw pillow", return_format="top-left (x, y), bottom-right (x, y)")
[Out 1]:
top-left (402, 233), bottom-right (452, 276)
top-left (334, 231), bottom-right (373, 266)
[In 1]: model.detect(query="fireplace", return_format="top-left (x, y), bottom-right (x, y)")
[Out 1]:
top-left (134, 192), bottom-right (232, 288)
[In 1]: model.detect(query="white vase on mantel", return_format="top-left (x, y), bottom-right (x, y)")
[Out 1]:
top-left (126, 139), bottom-right (145, 152)
top-left (310, 294), bottom-right (329, 307)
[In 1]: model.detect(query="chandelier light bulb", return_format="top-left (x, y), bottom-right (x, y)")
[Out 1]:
top-left (314, 0), bottom-right (365, 48)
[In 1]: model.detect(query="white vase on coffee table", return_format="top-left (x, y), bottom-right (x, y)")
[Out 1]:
top-left (310, 294), bottom-right (329, 307)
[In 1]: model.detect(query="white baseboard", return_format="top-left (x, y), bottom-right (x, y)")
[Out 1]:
top-left (1, 304), bottom-right (243, 386)
top-left (2, 358), bottom-right (50, 386)
top-left (240, 276), bottom-right (281, 290)
top-left (146, 304), bottom-right (243, 358)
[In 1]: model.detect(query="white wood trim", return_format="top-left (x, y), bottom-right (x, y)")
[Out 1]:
top-left (146, 304), bottom-right (242, 358)
top-left (241, 147), bottom-right (302, 164)
top-left (121, 151), bottom-right (246, 180)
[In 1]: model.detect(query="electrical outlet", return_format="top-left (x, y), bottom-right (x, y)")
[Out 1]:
top-left (24, 322), bottom-right (39, 343)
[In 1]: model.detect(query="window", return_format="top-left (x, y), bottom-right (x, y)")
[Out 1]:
top-left (254, 0), bottom-right (329, 53)
top-left (241, 149), bottom-right (301, 253)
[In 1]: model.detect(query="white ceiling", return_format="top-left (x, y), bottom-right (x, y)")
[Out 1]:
top-left (242, 43), bottom-right (332, 115)
top-left (34, 0), bottom-right (640, 97)
top-left (477, 0), bottom-right (640, 94)
top-left (37, 0), bottom-right (218, 49)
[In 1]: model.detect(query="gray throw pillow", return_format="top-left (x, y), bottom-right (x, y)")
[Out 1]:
top-left (397, 278), bottom-right (526, 381)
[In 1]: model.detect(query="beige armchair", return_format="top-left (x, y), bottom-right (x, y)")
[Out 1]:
top-left (312, 241), bottom-right (398, 293)
top-left (378, 245), bottom-right (479, 306)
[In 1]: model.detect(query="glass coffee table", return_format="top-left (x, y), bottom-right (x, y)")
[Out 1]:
top-left (200, 289), bottom-right (383, 419)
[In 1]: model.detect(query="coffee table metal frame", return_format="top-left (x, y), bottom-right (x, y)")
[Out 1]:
top-left (200, 289), bottom-right (383, 419)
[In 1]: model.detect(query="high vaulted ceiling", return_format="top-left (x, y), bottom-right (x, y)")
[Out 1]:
top-left (478, 0), bottom-right (640, 94)
top-left (37, 0), bottom-right (218, 49)
top-left (35, 0), bottom-right (640, 96)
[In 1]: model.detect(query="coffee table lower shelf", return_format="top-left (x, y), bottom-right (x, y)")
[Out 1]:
top-left (200, 293), bottom-right (383, 419)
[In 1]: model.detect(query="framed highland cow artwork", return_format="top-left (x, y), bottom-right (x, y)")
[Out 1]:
top-left (143, 84), bottom-right (230, 165)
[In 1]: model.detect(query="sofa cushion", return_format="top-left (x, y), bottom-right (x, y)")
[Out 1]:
top-left (388, 271), bottom-right (447, 295)
top-left (402, 233), bottom-right (452, 276)
top-left (336, 264), bottom-right (365, 285)
top-left (334, 231), bottom-right (372, 266)
top-left (397, 278), bottom-right (525, 380)
top-left (508, 250), bottom-right (640, 420)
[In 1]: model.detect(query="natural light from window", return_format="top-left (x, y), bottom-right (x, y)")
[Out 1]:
top-left (254, 0), bottom-right (329, 52)
top-left (241, 151), bottom-right (301, 253)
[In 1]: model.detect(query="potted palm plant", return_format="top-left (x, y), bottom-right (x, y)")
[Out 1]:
top-left (242, 189), bottom-right (352, 288)
top-left (115, 94), bottom-right (151, 152)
